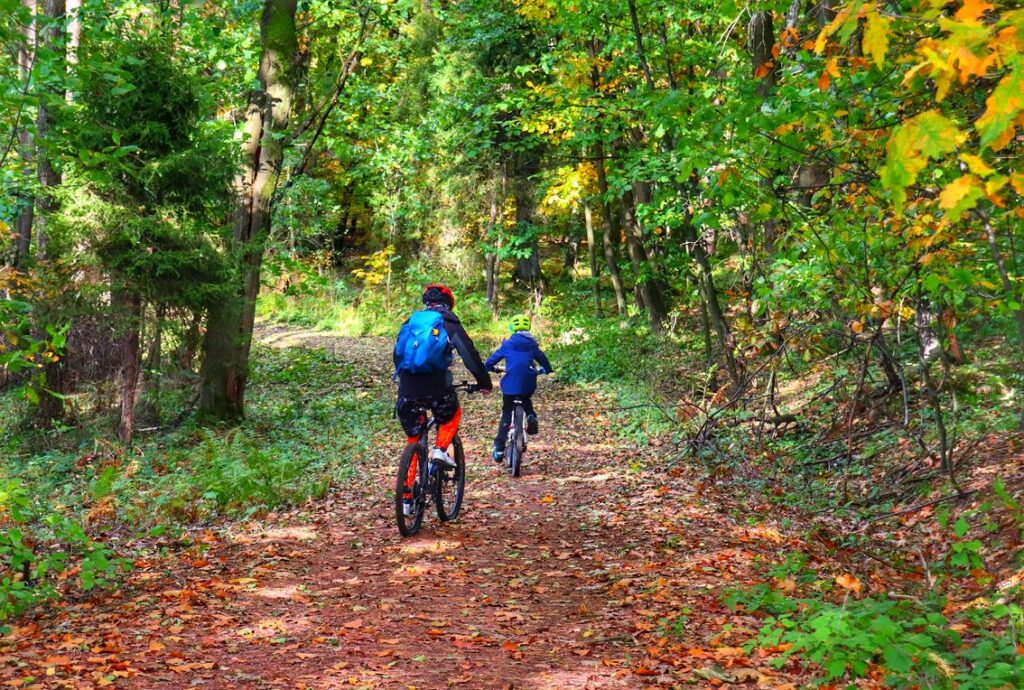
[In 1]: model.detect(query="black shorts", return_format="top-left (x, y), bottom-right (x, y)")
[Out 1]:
top-left (396, 388), bottom-right (459, 437)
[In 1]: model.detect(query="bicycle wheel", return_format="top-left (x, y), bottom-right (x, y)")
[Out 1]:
top-left (396, 444), bottom-right (427, 537)
top-left (510, 406), bottom-right (525, 478)
top-left (435, 436), bottom-right (466, 522)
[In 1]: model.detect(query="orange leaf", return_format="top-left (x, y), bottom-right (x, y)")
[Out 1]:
top-left (955, 0), bottom-right (993, 23)
top-left (836, 573), bottom-right (862, 593)
top-left (42, 656), bottom-right (72, 667)
top-left (818, 70), bottom-right (831, 91)
top-left (775, 577), bottom-right (797, 593)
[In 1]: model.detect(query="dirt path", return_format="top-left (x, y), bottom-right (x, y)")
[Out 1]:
top-left (2, 332), bottom-right (809, 689)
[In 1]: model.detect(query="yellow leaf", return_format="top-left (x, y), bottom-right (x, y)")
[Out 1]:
top-left (836, 573), bottom-right (862, 593)
top-left (540, 495), bottom-right (555, 503)
top-left (959, 153), bottom-right (994, 177)
top-left (359, 56), bottom-right (373, 67)
top-left (939, 174), bottom-right (985, 221)
top-left (863, 9), bottom-right (891, 69)
top-left (939, 174), bottom-right (979, 209)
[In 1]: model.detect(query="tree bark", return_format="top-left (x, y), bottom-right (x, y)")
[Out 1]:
top-left (13, 0), bottom-right (37, 268)
top-left (983, 215), bottom-right (1024, 349)
top-left (65, 0), bottom-right (79, 102)
top-left (583, 202), bottom-right (602, 314)
top-left (621, 188), bottom-right (665, 333)
top-left (512, 152), bottom-right (542, 288)
top-left (683, 212), bottom-right (742, 388)
top-left (485, 169), bottom-right (501, 318)
top-left (748, 11), bottom-right (777, 96)
top-left (34, 0), bottom-right (64, 260)
top-left (116, 291), bottom-right (142, 443)
top-left (622, 4), bottom-right (669, 331)
top-left (199, 0), bottom-right (300, 421)
top-left (592, 140), bottom-right (628, 317)
top-left (178, 308), bottom-right (203, 371)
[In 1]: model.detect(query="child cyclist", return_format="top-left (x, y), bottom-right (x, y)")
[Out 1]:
top-left (485, 314), bottom-right (553, 462)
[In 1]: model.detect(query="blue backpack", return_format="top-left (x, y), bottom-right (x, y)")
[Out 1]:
top-left (394, 309), bottom-right (452, 376)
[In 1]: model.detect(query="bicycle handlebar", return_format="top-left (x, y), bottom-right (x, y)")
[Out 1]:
top-left (488, 366), bottom-right (549, 375)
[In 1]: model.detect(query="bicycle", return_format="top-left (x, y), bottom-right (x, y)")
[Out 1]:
top-left (490, 367), bottom-right (545, 478)
top-left (395, 380), bottom-right (478, 537)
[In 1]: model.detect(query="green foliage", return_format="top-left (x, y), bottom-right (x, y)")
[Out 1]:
top-left (0, 296), bottom-right (68, 406)
top-left (0, 478), bottom-right (122, 621)
top-left (728, 583), bottom-right (1024, 688)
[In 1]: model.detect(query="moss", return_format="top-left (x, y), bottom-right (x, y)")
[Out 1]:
top-left (263, 0), bottom-right (299, 85)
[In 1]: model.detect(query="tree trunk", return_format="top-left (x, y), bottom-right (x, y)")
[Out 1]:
top-left (683, 214), bottom-right (742, 388)
top-left (983, 215), bottom-right (1024, 349)
top-left (13, 0), bottom-right (36, 268)
top-left (116, 291), bottom-right (142, 443)
top-left (592, 140), bottom-right (628, 317)
top-left (621, 188), bottom-right (665, 333)
top-left (35, 0), bottom-right (64, 260)
top-left (65, 0), bottom-right (79, 102)
top-left (485, 171), bottom-right (500, 317)
top-left (748, 11), bottom-right (777, 96)
top-left (178, 308), bottom-right (203, 371)
top-left (586, 38), bottom-right (628, 317)
top-left (564, 235), bottom-right (578, 271)
top-left (583, 202), bottom-right (602, 314)
top-left (199, 0), bottom-right (300, 422)
top-left (512, 152), bottom-right (542, 287)
top-left (623, 2), bottom-right (671, 332)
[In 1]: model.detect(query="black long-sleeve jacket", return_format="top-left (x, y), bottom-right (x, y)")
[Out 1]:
top-left (394, 304), bottom-right (493, 397)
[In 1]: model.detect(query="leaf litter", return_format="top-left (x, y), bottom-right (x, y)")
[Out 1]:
top-left (1, 333), bottom-right (870, 688)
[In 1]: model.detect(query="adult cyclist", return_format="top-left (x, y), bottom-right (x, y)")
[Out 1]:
top-left (394, 284), bottom-right (493, 474)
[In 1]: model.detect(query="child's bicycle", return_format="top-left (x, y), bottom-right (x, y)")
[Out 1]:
top-left (395, 381), bottom-right (479, 537)
top-left (491, 367), bottom-right (545, 478)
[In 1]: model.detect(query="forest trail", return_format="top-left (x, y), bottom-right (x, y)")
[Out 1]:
top-left (3, 330), bottom-right (809, 689)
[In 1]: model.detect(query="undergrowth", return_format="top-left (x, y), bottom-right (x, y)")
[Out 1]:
top-left (0, 345), bottom-right (389, 621)
top-left (724, 556), bottom-right (1024, 689)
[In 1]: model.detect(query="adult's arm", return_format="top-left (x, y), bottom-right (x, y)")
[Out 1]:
top-left (445, 313), bottom-right (493, 390)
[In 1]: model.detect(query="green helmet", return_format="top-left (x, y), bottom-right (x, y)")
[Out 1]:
top-left (508, 314), bottom-right (531, 333)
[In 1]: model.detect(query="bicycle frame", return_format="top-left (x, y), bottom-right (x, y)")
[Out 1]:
top-left (395, 381), bottom-right (475, 536)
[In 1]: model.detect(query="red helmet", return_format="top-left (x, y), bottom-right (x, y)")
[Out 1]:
top-left (422, 283), bottom-right (455, 309)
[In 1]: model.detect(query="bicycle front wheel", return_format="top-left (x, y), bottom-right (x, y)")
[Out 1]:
top-left (435, 436), bottom-right (466, 522)
top-left (396, 444), bottom-right (427, 537)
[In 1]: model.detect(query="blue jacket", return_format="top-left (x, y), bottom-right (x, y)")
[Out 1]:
top-left (485, 332), bottom-right (553, 396)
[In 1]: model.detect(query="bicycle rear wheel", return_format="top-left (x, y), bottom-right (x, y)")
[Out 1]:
top-left (435, 436), bottom-right (465, 522)
top-left (510, 406), bottom-right (525, 478)
top-left (396, 444), bottom-right (427, 536)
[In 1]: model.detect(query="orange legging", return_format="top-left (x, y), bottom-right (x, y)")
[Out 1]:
top-left (405, 407), bottom-right (462, 492)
